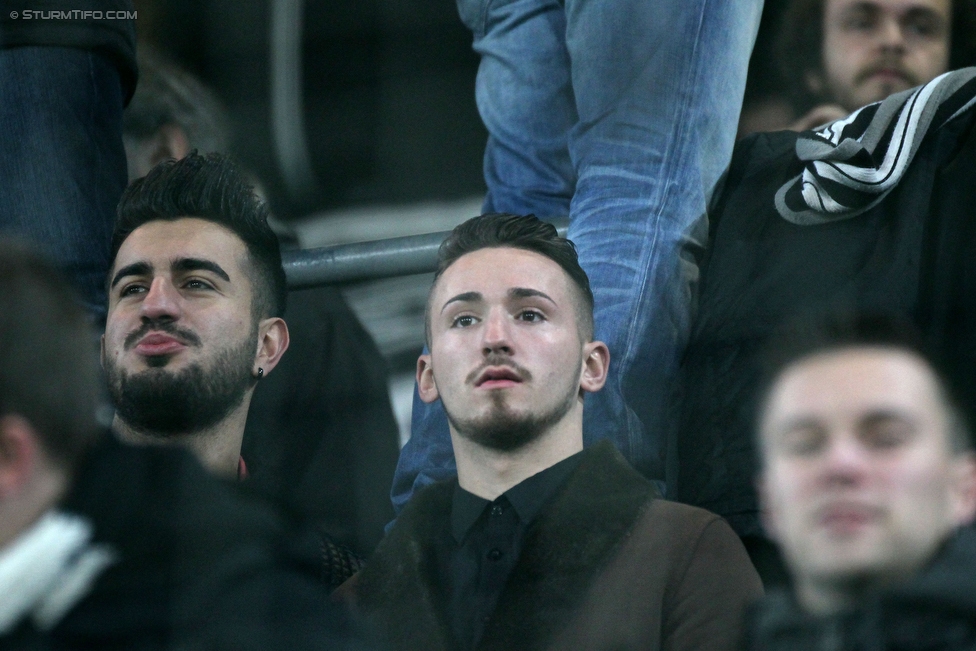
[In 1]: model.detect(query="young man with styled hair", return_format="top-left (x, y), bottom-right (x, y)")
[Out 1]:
top-left (102, 151), bottom-right (289, 477)
top-left (344, 213), bottom-right (762, 651)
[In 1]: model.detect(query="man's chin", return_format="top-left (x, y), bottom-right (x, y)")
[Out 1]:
top-left (143, 353), bottom-right (179, 369)
top-left (857, 78), bottom-right (914, 107)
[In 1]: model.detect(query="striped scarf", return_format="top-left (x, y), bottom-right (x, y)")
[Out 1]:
top-left (775, 68), bottom-right (976, 226)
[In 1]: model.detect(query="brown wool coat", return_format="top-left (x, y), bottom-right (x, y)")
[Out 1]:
top-left (347, 441), bottom-right (763, 651)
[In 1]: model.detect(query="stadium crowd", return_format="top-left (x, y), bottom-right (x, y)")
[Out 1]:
top-left (3, 0), bottom-right (976, 648)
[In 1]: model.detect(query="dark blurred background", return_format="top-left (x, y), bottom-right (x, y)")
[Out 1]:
top-left (134, 0), bottom-right (487, 220)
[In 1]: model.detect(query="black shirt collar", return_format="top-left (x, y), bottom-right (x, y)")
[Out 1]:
top-left (450, 450), bottom-right (583, 543)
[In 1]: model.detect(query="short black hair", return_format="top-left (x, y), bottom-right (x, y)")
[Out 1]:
top-left (756, 311), bottom-right (972, 455)
top-left (0, 242), bottom-right (103, 468)
top-left (111, 152), bottom-right (287, 319)
top-left (774, 0), bottom-right (976, 114)
top-left (426, 213), bottom-right (594, 344)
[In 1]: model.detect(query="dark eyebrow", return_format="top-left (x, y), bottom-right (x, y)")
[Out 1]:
top-left (776, 416), bottom-right (824, 434)
top-left (172, 258), bottom-right (231, 282)
top-left (509, 287), bottom-right (556, 305)
top-left (904, 6), bottom-right (945, 22)
top-left (441, 291), bottom-right (483, 313)
top-left (840, 1), bottom-right (877, 16)
top-left (860, 409), bottom-right (917, 429)
top-left (110, 261), bottom-right (153, 289)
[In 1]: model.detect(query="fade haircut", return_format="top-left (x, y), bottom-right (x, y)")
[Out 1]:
top-left (774, 0), bottom-right (976, 114)
top-left (0, 243), bottom-right (103, 469)
top-left (111, 152), bottom-right (287, 319)
top-left (425, 213), bottom-right (594, 345)
top-left (755, 311), bottom-right (972, 460)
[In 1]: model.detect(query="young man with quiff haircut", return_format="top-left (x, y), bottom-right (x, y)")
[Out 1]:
top-left (343, 213), bottom-right (762, 651)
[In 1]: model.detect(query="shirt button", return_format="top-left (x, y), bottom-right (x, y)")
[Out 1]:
top-left (488, 548), bottom-right (503, 561)
top-left (490, 505), bottom-right (503, 516)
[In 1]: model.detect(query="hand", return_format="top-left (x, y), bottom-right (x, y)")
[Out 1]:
top-left (789, 104), bottom-right (849, 132)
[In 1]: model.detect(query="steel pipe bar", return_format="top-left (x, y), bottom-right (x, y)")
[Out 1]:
top-left (283, 216), bottom-right (569, 288)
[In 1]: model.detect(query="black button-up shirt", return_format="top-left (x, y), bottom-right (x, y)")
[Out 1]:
top-left (437, 451), bottom-right (582, 651)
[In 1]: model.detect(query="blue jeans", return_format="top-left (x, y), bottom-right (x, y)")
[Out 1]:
top-left (0, 47), bottom-right (127, 321)
top-left (392, 0), bottom-right (763, 512)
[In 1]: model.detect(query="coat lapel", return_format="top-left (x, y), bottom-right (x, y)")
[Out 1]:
top-left (355, 481), bottom-right (456, 651)
top-left (479, 441), bottom-right (657, 651)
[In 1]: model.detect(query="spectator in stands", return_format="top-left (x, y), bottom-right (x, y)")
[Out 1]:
top-left (743, 312), bottom-right (976, 646)
top-left (122, 48), bottom-right (401, 559)
top-left (102, 152), bottom-right (288, 479)
top-left (343, 214), bottom-right (762, 651)
top-left (122, 47), bottom-right (230, 181)
top-left (0, 1), bottom-right (135, 320)
top-left (774, 0), bottom-right (976, 131)
top-left (0, 242), bottom-right (367, 649)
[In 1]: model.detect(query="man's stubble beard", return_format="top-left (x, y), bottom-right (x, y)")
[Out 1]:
top-left (444, 362), bottom-right (581, 453)
top-left (106, 333), bottom-right (256, 438)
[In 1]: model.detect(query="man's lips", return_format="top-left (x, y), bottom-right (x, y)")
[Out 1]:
top-left (817, 502), bottom-right (883, 534)
top-left (133, 333), bottom-right (188, 356)
top-left (474, 366), bottom-right (524, 389)
top-left (864, 67), bottom-right (912, 86)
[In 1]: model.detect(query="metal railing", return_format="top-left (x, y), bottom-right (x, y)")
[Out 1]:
top-left (283, 217), bottom-right (570, 288)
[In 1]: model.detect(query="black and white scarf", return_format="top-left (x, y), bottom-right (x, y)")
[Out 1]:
top-left (775, 68), bottom-right (976, 226)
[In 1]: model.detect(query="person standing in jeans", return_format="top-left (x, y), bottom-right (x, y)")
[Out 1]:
top-left (0, 1), bottom-right (136, 322)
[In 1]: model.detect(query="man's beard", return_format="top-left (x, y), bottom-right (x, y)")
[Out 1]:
top-left (444, 367), bottom-right (579, 452)
top-left (106, 336), bottom-right (256, 438)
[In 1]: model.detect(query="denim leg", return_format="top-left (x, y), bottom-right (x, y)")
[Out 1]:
top-left (392, 0), bottom-right (762, 512)
top-left (0, 47), bottom-right (127, 322)
top-left (563, 0), bottom-right (763, 484)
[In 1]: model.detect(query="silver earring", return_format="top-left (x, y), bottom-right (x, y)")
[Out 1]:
top-left (257, 368), bottom-right (264, 380)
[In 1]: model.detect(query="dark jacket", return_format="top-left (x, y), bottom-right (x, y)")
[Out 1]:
top-left (350, 441), bottom-right (763, 651)
top-left (742, 527), bottom-right (976, 651)
top-left (0, 435), bottom-right (368, 651)
top-left (243, 285), bottom-right (401, 559)
top-left (673, 74), bottom-right (976, 537)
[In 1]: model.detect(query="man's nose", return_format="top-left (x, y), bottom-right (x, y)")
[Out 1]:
top-left (481, 309), bottom-right (513, 355)
top-left (877, 16), bottom-right (907, 51)
top-left (139, 277), bottom-right (182, 320)
top-left (820, 434), bottom-right (870, 485)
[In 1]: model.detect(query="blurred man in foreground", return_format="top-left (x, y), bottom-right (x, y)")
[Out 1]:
top-left (0, 242), bottom-right (365, 649)
top-left (745, 313), bottom-right (976, 647)
top-left (346, 214), bottom-right (762, 651)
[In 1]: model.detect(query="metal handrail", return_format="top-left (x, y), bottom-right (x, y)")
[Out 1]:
top-left (283, 216), bottom-right (569, 288)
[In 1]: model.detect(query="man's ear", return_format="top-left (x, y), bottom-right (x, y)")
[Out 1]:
top-left (0, 415), bottom-right (40, 500)
top-left (949, 452), bottom-right (976, 526)
top-left (253, 317), bottom-right (290, 378)
top-left (579, 340), bottom-right (610, 395)
top-left (416, 353), bottom-right (439, 404)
